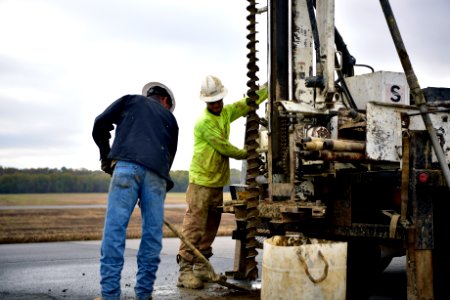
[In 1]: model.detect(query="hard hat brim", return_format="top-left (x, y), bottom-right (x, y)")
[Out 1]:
top-left (142, 81), bottom-right (176, 112)
top-left (200, 87), bottom-right (228, 103)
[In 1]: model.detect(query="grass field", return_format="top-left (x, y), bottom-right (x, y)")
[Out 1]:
top-left (0, 192), bottom-right (188, 206)
top-left (0, 193), bottom-right (236, 244)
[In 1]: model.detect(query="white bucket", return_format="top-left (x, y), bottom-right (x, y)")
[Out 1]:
top-left (261, 235), bottom-right (347, 300)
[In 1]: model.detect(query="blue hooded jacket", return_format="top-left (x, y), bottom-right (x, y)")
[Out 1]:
top-left (92, 94), bottom-right (179, 190)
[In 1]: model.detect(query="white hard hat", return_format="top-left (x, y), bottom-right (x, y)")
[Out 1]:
top-left (199, 75), bottom-right (228, 103)
top-left (142, 81), bottom-right (176, 112)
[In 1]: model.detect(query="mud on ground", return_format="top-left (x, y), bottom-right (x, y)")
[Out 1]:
top-left (153, 282), bottom-right (261, 300)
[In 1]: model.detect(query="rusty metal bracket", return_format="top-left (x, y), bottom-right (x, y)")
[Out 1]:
top-left (382, 210), bottom-right (401, 239)
top-left (400, 129), bottom-right (410, 224)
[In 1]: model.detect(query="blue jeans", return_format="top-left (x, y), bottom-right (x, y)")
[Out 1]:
top-left (100, 160), bottom-right (166, 300)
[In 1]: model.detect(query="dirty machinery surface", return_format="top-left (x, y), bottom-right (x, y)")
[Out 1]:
top-left (222, 0), bottom-right (450, 299)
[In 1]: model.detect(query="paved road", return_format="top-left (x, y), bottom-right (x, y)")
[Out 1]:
top-left (0, 237), bottom-right (406, 299)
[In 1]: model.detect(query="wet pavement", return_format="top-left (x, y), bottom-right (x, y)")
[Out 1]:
top-left (0, 237), bottom-right (261, 300)
top-left (0, 237), bottom-right (406, 299)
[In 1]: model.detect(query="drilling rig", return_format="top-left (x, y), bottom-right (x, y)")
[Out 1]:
top-left (223, 0), bottom-right (450, 298)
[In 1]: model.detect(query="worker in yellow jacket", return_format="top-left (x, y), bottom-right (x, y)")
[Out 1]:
top-left (177, 75), bottom-right (268, 289)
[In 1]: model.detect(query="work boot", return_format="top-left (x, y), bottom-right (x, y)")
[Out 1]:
top-left (194, 261), bottom-right (211, 282)
top-left (177, 256), bottom-right (204, 289)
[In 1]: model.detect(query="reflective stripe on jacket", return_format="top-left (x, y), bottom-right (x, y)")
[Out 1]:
top-left (189, 87), bottom-right (268, 187)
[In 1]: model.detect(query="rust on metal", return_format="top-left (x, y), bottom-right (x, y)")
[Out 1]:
top-left (300, 150), bottom-right (365, 161)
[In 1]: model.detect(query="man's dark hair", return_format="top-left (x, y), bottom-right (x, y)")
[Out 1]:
top-left (147, 86), bottom-right (173, 108)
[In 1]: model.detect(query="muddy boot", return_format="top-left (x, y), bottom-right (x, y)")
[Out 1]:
top-left (194, 260), bottom-right (211, 282)
top-left (177, 255), bottom-right (204, 289)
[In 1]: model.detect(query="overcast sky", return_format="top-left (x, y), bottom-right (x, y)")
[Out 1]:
top-left (1, 0), bottom-right (449, 172)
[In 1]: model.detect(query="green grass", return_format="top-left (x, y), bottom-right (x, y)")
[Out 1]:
top-left (0, 192), bottom-right (191, 206)
top-left (0, 192), bottom-right (231, 206)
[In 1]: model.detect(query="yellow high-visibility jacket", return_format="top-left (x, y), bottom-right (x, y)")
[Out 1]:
top-left (189, 87), bottom-right (268, 187)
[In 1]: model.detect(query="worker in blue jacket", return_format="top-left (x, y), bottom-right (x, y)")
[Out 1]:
top-left (92, 81), bottom-right (178, 300)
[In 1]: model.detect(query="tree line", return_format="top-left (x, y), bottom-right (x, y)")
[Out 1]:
top-left (0, 166), bottom-right (242, 193)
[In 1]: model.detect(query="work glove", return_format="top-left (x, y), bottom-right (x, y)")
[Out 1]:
top-left (243, 149), bottom-right (249, 159)
top-left (101, 159), bottom-right (114, 175)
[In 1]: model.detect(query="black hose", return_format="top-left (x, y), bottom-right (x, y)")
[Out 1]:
top-left (335, 29), bottom-right (356, 77)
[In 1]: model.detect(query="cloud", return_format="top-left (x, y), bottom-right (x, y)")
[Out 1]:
top-left (0, 94), bottom-right (82, 147)
top-left (0, 0), bottom-right (262, 171)
top-left (0, 0), bottom-right (449, 172)
top-left (335, 0), bottom-right (450, 88)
